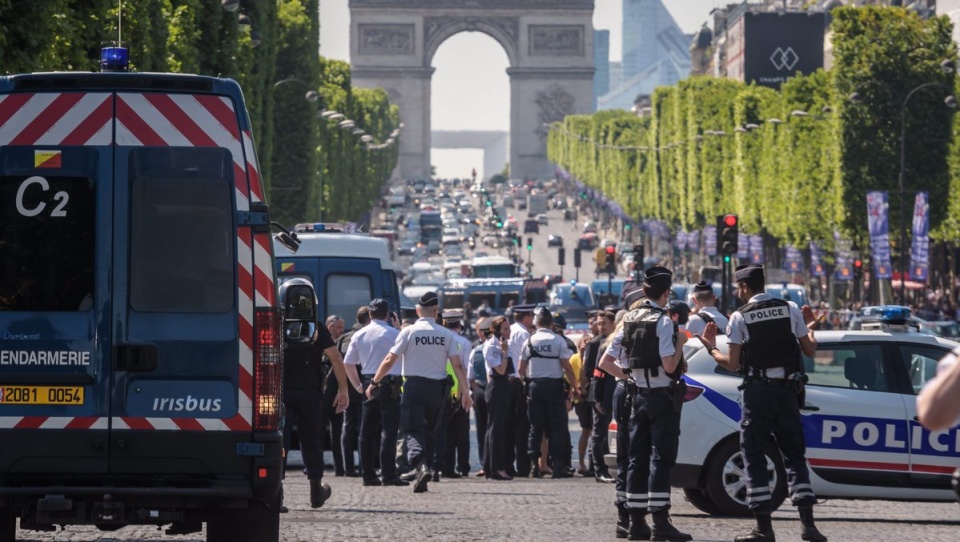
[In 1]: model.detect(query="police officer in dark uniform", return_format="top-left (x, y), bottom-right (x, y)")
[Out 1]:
top-left (366, 292), bottom-right (472, 494)
top-left (468, 317), bottom-right (492, 476)
top-left (338, 306), bottom-right (370, 478)
top-left (519, 309), bottom-right (578, 478)
top-left (507, 305), bottom-right (536, 477)
top-left (585, 310), bottom-right (616, 483)
top-left (698, 264), bottom-right (826, 542)
top-left (598, 267), bottom-right (692, 542)
top-left (279, 278), bottom-right (350, 508)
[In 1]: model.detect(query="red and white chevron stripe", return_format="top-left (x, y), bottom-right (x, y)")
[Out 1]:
top-left (0, 417), bottom-right (108, 430)
top-left (0, 92), bottom-right (113, 146)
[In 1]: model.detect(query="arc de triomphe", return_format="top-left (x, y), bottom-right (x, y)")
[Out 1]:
top-left (349, 0), bottom-right (595, 181)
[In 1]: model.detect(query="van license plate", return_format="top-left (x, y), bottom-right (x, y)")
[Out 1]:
top-left (0, 386), bottom-right (84, 405)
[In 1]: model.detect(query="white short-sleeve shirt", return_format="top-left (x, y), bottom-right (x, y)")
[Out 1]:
top-left (726, 293), bottom-right (808, 378)
top-left (389, 317), bottom-right (460, 379)
top-left (343, 319), bottom-right (401, 376)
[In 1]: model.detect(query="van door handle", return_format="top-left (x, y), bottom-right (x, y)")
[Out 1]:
top-left (114, 345), bottom-right (158, 372)
top-left (801, 403), bottom-right (820, 412)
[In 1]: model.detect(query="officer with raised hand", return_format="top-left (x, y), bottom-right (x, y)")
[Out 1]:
top-left (519, 308), bottom-right (578, 478)
top-left (366, 292), bottom-right (472, 494)
top-left (507, 304), bottom-right (536, 477)
top-left (343, 299), bottom-right (408, 487)
top-left (685, 280), bottom-right (728, 337)
top-left (698, 264), bottom-right (826, 542)
top-left (597, 267), bottom-right (692, 542)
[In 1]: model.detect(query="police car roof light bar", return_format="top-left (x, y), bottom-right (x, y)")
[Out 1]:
top-left (859, 305), bottom-right (914, 332)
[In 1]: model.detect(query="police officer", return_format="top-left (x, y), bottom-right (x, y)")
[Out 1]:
top-left (585, 310), bottom-right (616, 483)
top-left (366, 292), bottom-right (472, 494)
top-left (507, 304), bottom-right (536, 477)
top-left (343, 299), bottom-right (408, 487)
top-left (279, 278), bottom-right (349, 509)
top-left (598, 267), bottom-right (692, 542)
top-left (685, 280), bottom-right (728, 337)
top-left (338, 306), bottom-right (370, 478)
top-left (482, 315), bottom-right (515, 481)
top-left (440, 309), bottom-right (473, 479)
top-left (519, 309), bottom-right (577, 478)
top-left (467, 317), bottom-right (491, 476)
top-left (698, 264), bottom-right (826, 542)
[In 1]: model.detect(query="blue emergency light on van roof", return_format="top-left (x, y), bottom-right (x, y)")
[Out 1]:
top-left (100, 46), bottom-right (129, 72)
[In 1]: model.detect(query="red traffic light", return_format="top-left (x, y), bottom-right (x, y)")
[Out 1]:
top-left (723, 214), bottom-right (738, 228)
top-left (854, 259), bottom-right (863, 268)
top-left (605, 245), bottom-right (616, 255)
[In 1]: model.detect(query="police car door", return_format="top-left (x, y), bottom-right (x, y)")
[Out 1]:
top-left (893, 342), bottom-right (957, 490)
top-left (0, 88), bottom-right (113, 474)
top-left (801, 342), bottom-right (912, 488)
top-left (109, 91), bottom-right (250, 474)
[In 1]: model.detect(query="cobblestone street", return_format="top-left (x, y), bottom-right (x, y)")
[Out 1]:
top-left (12, 472), bottom-right (960, 541)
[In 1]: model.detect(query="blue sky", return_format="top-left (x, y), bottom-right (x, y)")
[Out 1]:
top-left (318, 0), bottom-right (720, 178)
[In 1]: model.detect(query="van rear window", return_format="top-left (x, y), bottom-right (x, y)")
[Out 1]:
top-left (326, 274), bottom-right (372, 327)
top-left (0, 148), bottom-right (96, 311)
top-left (128, 148), bottom-right (234, 313)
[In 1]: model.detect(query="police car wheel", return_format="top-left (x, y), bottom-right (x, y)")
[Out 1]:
top-left (682, 488), bottom-right (722, 515)
top-left (0, 512), bottom-right (14, 542)
top-left (704, 438), bottom-right (787, 516)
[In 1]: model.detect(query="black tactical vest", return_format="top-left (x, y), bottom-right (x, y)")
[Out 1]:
top-left (284, 341), bottom-right (324, 391)
top-left (621, 303), bottom-right (668, 375)
top-left (739, 298), bottom-right (801, 374)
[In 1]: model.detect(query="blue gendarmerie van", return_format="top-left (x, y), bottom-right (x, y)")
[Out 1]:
top-left (0, 47), bottom-right (284, 542)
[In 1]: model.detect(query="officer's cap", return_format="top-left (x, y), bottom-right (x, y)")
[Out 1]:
top-left (368, 298), bottom-right (390, 313)
top-left (418, 291), bottom-right (440, 307)
top-left (734, 264), bottom-right (765, 283)
top-left (552, 312), bottom-right (567, 330)
top-left (441, 308), bottom-right (464, 321)
top-left (643, 266), bottom-right (673, 288)
top-left (476, 317), bottom-right (492, 331)
top-left (511, 304), bottom-right (537, 315)
top-left (693, 280), bottom-right (713, 294)
top-left (669, 300), bottom-right (691, 317)
top-left (622, 284), bottom-right (646, 309)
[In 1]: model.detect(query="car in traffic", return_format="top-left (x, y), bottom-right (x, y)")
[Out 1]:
top-left (523, 219), bottom-right (540, 234)
top-left (606, 307), bottom-right (960, 516)
top-left (548, 281), bottom-right (596, 324)
top-left (547, 234), bottom-right (564, 247)
top-left (536, 213), bottom-right (549, 225)
top-left (426, 240), bottom-right (442, 255)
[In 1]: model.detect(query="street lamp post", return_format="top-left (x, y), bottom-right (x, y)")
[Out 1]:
top-left (850, 69), bottom-right (956, 304)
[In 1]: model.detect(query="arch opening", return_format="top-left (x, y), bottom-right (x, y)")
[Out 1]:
top-left (430, 31), bottom-right (510, 180)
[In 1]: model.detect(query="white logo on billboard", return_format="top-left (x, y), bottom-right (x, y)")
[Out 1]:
top-left (770, 47), bottom-right (800, 71)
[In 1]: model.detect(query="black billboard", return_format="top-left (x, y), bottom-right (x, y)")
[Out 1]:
top-left (744, 12), bottom-right (825, 90)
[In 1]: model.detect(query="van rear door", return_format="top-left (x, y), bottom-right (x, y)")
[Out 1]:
top-left (108, 91), bottom-right (252, 475)
top-left (0, 90), bottom-right (114, 475)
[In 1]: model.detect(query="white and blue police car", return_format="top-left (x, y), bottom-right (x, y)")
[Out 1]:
top-left (610, 306), bottom-right (960, 516)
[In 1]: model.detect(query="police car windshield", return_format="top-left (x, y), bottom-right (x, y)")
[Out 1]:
top-left (0, 147), bottom-right (97, 311)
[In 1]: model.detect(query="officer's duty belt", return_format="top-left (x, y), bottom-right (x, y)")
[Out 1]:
top-left (636, 386), bottom-right (671, 396)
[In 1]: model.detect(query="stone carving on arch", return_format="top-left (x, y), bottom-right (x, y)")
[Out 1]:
top-left (423, 16), bottom-right (520, 67)
top-left (535, 84), bottom-right (575, 139)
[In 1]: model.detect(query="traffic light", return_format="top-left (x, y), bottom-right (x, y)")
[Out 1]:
top-left (574, 248), bottom-right (582, 268)
top-left (718, 214), bottom-right (739, 255)
top-left (558, 247), bottom-right (566, 267)
top-left (633, 243), bottom-right (644, 266)
top-left (604, 245), bottom-right (616, 274)
top-left (527, 237), bottom-right (533, 252)
top-left (853, 258), bottom-right (863, 280)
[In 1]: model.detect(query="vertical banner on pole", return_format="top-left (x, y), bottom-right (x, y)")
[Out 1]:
top-left (810, 242), bottom-right (825, 277)
top-left (704, 225), bottom-right (717, 256)
top-left (784, 245), bottom-right (803, 273)
top-left (910, 191), bottom-right (929, 282)
top-left (749, 235), bottom-right (763, 264)
top-left (866, 191), bottom-right (893, 279)
top-left (737, 235), bottom-right (749, 260)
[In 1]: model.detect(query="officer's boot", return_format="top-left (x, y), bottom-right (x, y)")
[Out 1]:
top-left (734, 512), bottom-right (775, 542)
top-left (615, 503), bottom-right (630, 539)
top-left (309, 478), bottom-right (331, 508)
top-left (798, 506), bottom-right (827, 542)
top-left (650, 509), bottom-right (692, 541)
top-left (627, 509), bottom-right (651, 541)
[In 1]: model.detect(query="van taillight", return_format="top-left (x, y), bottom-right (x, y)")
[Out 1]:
top-left (253, 307), bottom-right (283, 431)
